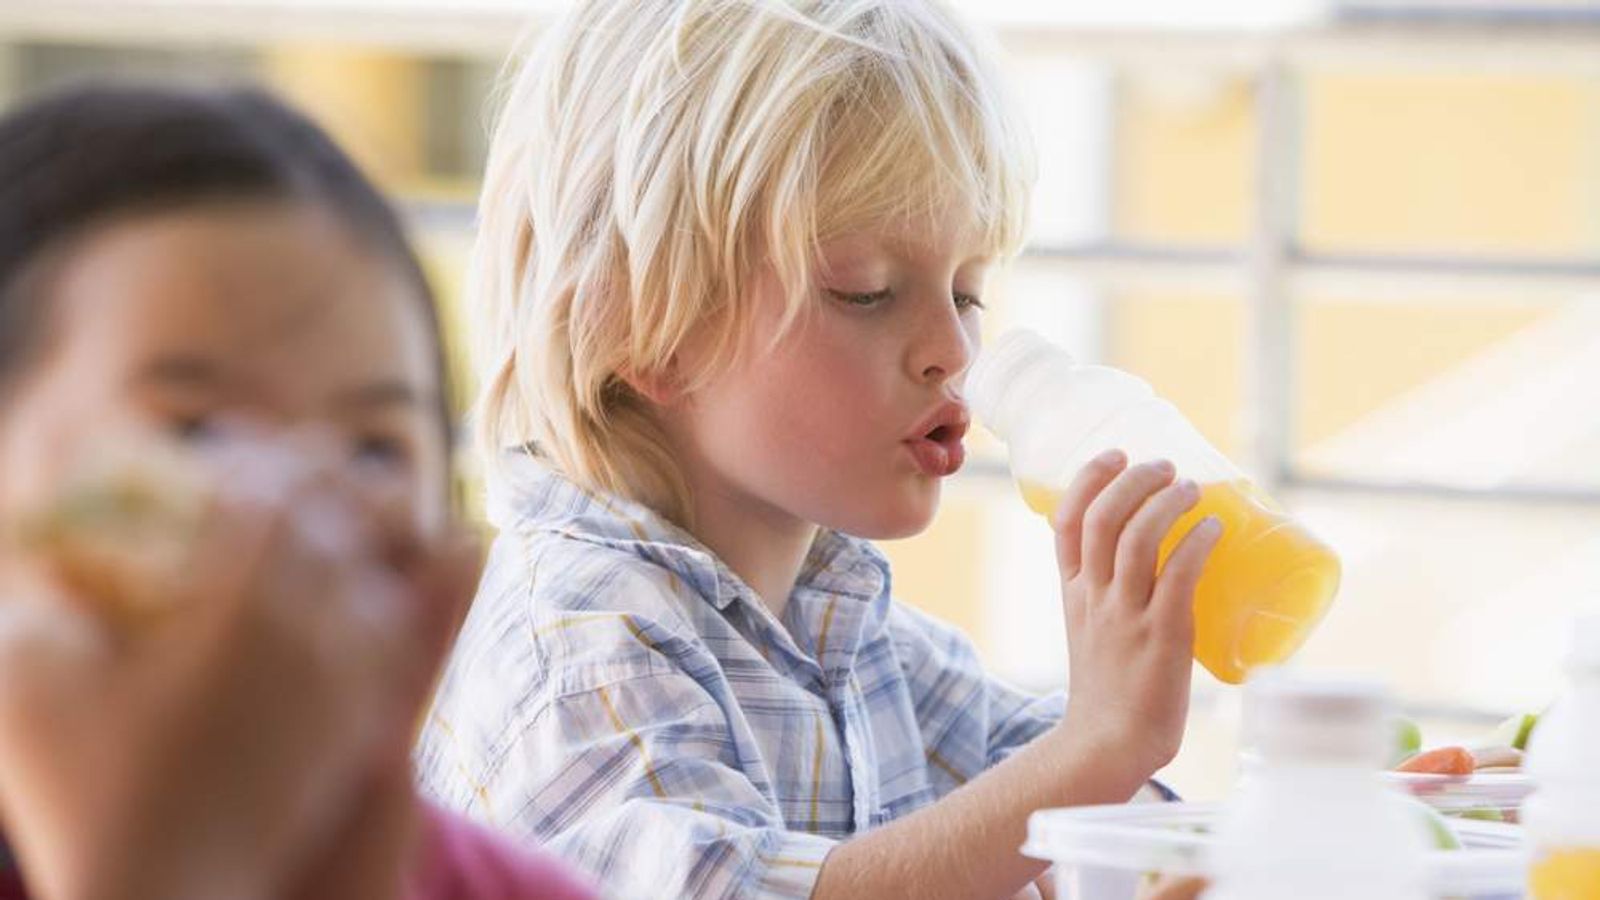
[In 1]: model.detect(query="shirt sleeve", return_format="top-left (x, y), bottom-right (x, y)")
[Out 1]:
top-left (889, 602), bottom-right (1065, 789)
top-left (889, 603), bottom-right (1180, 804)
top-left (981, 670), bottom-right (1068, 767)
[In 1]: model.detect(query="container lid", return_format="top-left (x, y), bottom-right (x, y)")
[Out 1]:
top-left (1243, 668), bottom-right (1393, 766)
top-left (1023, 802), bottom-right (1214, 878)
top-left (1024, 801), bottom-right (1527, 896)
top-left (1384, 771), bottom-right (1534, 816)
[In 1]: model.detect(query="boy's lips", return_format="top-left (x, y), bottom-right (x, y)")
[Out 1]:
top-left (903, 402), bottom-right (970, 478)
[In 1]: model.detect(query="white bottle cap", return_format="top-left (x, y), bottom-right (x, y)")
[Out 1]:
top-left (967, 329), bottom-right (1075, 442)
top-left (1244, 668), bottom-right (1394, 767)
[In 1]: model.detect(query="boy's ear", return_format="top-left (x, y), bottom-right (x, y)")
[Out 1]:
top-left (618, 360), bottom-right (684, 407)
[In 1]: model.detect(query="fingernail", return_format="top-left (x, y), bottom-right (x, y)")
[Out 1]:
top-left (1152, 459), bottom-right (1176, 478)
top-left (1199, 516), bottom-right (1223, 537)
top-left (1094, 449), bottom-right (1126, 468)
top-left (1177, 478), bottom-right (1198, 497)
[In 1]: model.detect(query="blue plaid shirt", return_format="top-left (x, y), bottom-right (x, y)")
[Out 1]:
top-left (415, 455), bottom-right (1064, 899)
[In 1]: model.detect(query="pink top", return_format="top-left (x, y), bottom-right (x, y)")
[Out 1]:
top-left (407, 803), bottom-right (597, 900)
top-left (0, 805), bottom-right (594, 900)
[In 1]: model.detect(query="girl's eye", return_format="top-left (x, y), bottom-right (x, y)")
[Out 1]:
top-left (953, 292), bottom-right (985, 312)
top-left (353, 434), bottom-right (411, 468)
top-left (828, 288), bottom-right (892, 309)
top-left (168, 413), bottom-right (219, 444)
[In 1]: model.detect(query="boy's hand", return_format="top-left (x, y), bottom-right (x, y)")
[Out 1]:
top-left (1051, 450), bottom-right (1222, 780)
top-left (1138, 876), bottom-right (1208, 900)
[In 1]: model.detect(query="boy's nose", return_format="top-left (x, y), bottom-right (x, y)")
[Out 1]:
top-left (911, 303), bottom-right (975, 386)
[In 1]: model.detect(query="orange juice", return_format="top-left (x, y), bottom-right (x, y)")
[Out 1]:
top-left (1529, 848), bottom-right (1600, 899)
top-left (1021, 479), bottom-right (1340, 684)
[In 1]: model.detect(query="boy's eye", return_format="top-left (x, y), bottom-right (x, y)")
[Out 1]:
top-left (827, 288), bottom-right (892, 308)
top-left (953, 292), bottom-right (985, 312)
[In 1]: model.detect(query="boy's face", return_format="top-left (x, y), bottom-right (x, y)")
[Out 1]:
top-left (664, 214), bottom-right (992, 540)
top-left (0, 202), bottom-right (451, 538)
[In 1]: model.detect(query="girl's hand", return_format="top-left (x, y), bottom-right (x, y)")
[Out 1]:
top-left (1051, 450), bottom-right (1222, 782)
top-left (287, 527), bottom-right (483, 900)
top-left (0, 443), bottom-right (478, 900)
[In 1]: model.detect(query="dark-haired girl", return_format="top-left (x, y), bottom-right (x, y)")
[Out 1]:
top-left (0, 83), bottom-right (593, 900)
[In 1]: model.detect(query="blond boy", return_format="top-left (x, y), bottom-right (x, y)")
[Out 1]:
top-left (417, 2), bottom-right (1219, 897)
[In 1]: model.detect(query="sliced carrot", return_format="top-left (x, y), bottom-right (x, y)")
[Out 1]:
top-left (1395, 746), bottom-right (1476, 776)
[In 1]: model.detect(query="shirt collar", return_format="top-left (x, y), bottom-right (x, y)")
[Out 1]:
top-left (488, 451), bottom-right (891, 612)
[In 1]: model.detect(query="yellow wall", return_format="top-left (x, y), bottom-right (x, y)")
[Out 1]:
top-left (1293, 72), bottom-right (1600, 448)
top-left (1107, 68), bottom-right (1600, 457)
top-left (1303, 73), bottom-right (1600, 256)
top-left (1114, 74), bottom-right (1255, 245)
top-left (878, 491), bottom-right (988, 640)
top-left (262, 46), bottom-right (426, 191)
top-left (1293, 299), bottom-right (1549, 449)
top-left (1109, 292), bottom-right (1246, 457)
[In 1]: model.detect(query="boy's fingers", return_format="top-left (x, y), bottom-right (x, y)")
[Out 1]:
top-left (1113, 479), bottom-right (1201, 608)
top-left (1150, 516), bottom-right (1222, 634)
top-left (1138, 876), bottom-right (1209, 900)
top-left (1053, 450), bottom-right (1128, 580)
top-left (1080, 460), bottom-right (1177, 588)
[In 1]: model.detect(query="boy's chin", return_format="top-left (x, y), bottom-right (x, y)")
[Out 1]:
top-left (829, 487), bottom-right (940, 541)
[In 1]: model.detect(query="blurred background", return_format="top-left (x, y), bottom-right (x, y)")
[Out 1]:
top-left (4, 0), bottom-right (1598, 796)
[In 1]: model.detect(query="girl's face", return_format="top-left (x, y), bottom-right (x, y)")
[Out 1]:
top-left (0, 201), bottom-right (449, 536)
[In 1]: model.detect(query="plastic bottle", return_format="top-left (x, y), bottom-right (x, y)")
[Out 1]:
top-left (966, 328), bottom-right (1340, 684)
top-left (1207, 670), bottom-right (1431, 900)
top-left (1524, 612), bottom-right (1600, 898)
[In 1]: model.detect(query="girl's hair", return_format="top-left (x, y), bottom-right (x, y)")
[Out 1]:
top-left (471, 0), bottom-right (1035, 525)
top-left (0, 81), bottom-right (452, 446)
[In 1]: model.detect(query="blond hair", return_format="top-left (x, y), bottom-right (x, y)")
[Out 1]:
top-left (471, 0), bottom-right (1034, 525)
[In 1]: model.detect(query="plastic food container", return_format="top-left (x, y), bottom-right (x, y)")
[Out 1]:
top-left (1023, 801), bottom-right (1527, 900)
top-left (1386, 772), bottom-right (1535, 823)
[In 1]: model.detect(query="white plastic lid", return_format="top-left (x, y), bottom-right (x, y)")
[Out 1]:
top-left (1023, 802), bottom-right (1213, 878)
top-left (965, 329), bottom-right (1073, 442)
top-left (1023, 801), bottom-right (1526, 896)
top-left (1243, 668), bottom-right (1393, 766)
top-left (1384, 772), bottom-right (1534, 816)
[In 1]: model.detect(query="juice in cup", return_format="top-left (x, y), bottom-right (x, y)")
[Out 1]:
top-left (1529, 848), bottom-right (1600, 898)
top-left (970, 329), bottom-right (1340, 685)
